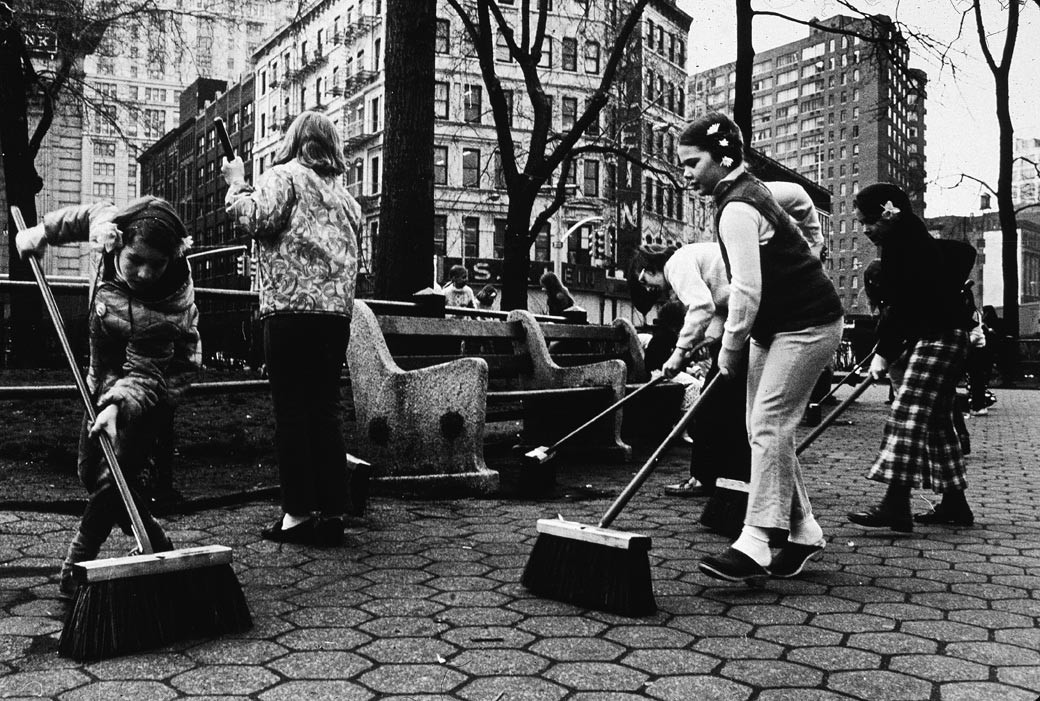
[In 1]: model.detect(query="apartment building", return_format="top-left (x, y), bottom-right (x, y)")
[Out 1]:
top-left (243, 0), bottom-right (691, 315)
top-left (689, 14), bottom-right (927, 315)
top-left (1012, 138), bottom-right (1040, 211)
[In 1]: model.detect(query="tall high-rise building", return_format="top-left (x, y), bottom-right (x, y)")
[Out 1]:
top-left (11, 0), bottom-right (290, 278)
top-left (688, 14), bottom-right (927, 316)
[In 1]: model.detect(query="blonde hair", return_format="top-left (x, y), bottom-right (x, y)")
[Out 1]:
top-left (273, 111), bottom-right (347, 177)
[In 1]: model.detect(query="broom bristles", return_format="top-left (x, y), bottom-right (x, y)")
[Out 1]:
top-left (521, 532), bottom-right (656, 616)
top-left (59, 563), bottom-right (252, 660)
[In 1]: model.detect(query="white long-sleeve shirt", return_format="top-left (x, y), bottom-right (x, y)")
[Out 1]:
top-left (715, 166), bottom-right (822, 351)
top-left (663, 242), bottom-right (730, 350)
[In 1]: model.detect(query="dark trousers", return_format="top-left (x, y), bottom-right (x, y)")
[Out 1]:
top-left (77, 411), bottom-right (168, 548)
top-left (967, 345), bottom-right (992, 410)
top-left (264, 314), bottom-right (351, 517)
top-left (689, 344), bottom-right (751, 487)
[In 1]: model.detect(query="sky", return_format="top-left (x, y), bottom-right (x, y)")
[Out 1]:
top-left (675, 0), bottom-right (1040, 216)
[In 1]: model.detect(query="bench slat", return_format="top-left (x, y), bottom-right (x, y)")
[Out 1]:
top-left (379, 315), bottom-right (523, 338)
top-left (540, 324), bottom-right (625, 341)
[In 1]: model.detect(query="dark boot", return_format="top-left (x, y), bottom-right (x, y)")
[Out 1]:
top-left (848, 483), bottom-right (913, 532)
top-left (915, 488), bottom-right (975, 526)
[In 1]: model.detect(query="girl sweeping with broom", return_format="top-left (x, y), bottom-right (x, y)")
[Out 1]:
top-left (16, 197), bottom-right (200, 599)
top-left (678, 112), bottom-right (844, 582)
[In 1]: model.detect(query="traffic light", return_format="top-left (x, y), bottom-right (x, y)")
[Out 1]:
top-left (594, 229), bottom-right (606, 258)
top-left (236, 253), bottom-right (246, 276)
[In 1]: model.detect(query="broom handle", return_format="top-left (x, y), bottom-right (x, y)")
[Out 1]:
top-left (214, 117), bottom-right (236, 160)
top-left (797, 375), bottom-right (875, 455)
top-left (599, 373), bottom-right (724, 529)
top-left (547, 337), bottom-right (713, 453)
top-left (813, 345), bottom-right (876, 408)
top-left (12, 207), bottom-right (153, 554)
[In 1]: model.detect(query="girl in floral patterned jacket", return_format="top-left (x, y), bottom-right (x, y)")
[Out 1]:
top-left (16, 196), bottom-right (199, 597)
top-left (223, 110), bottom-right (362, 546)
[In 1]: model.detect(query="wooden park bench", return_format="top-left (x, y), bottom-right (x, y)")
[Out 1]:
top-left (346, 299), bottom-right (684, 494)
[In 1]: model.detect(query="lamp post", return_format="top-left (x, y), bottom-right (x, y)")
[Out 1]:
top-left (554, 215), bottom-right (604, 277)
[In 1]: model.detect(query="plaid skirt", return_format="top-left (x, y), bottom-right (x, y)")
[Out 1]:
top-left (868, 329), bottom-right (969, 492)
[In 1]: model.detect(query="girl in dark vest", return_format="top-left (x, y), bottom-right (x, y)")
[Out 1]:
top-left (847, 183), bottom-right (974, 530)
top-left (679, 112), bottom-right (844, 582)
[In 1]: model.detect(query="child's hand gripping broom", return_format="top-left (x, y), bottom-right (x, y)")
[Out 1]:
top-left (521, 374), bottom-right (724, 616)
top-left (10, 206), bottom-right (252, 660)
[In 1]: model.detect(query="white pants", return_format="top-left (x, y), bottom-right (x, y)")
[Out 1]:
top-left (744, 318), bottom-right (844, 531)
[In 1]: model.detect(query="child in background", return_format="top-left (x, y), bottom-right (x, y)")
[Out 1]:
top-left (475, 284), bottom-right (498, 311)
top-left (16, 197), bottom-right (200, 598)
top-left (444, 264), bottom-right (477, 309)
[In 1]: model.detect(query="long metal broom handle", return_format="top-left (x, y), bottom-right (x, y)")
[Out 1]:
top-left (598, 373), bottom-right (724, 529)
top-left (813, 344), bottom-right (877, 408)
top-left (797, 375), bottom-right (875, 455)
top-left (11, 207), bottom-right (153, 554)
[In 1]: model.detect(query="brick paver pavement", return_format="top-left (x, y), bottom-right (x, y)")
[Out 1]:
top-left (1, 385), bottom-right (1038, 699)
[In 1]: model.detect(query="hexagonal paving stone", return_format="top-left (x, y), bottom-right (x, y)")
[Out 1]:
top-left (937, 682), bottom-right (1039, 701)
top-left (450, 649), bottom-right (549, 676)
top-left (756, 624), bottom-right (842, 647)
top-left (457, 676), bottom-right (567, 701)
top-left (719, 660), bottom-right (823, 689)
top-left (61, 681), bottom-right (179, 701)
top-left (186, 639), bottom-right (287, 665)
top-left (358, 616), bottom-right (449, 638)
top-left (620, 649), bottom-right (718, 676)
top-left (846, 631), bottom-right (938, 655)
top-left (693, 636), bottom-right (784, 660)
top-left (86, 653), bottom-right (195, 680)
top-left (518, 616), bottom-right (609, 638)
top-left (812, 613), bottom-right (895, 634)
top-left (527, 637), bottom-right (625, 662)
top-left (433, 606), bottom-right (522, 627)
top-left (268, 651), bottom-right (372, 679)
top-left (728, 604), bottom-right (808, 626)
top-left (441, 625), bottom-right (536, 650)
top-left (170, 665), bottom-right (278, 696)
top-left (756, 691), bottom-right (853, 701)
top-left (602, 625), bottom-right (695, 649)
top-left (888, 653), bottom-right (990, 682)
top-left (945, 641), bottom-right (1040, 666)
top-left (646, 675), bottom-right (752, 701)
top-left (828, 669), bottom-right (932, 700)
top-left (276, 627), bottom-right (373, 650)
top-left (786, 646), bottom-right (882, 672)
top-left (356, 638), bottom-right (457, 664)
top-left (357, 663), bottom-right (467, 695)
top-left (285, 607), bottom-right (371, 628)
top-left (258, 680), bottom-right (374, 700)
top-left (0, 669), bottom-right (90, 697)
top-left (543, 662), bottom-right (649, 692)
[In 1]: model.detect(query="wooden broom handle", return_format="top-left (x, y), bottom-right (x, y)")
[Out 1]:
top-left (598, 373), bottom-right (724, 529)
top-left (12, 207), bottom-right (153, 554)
top-left (797, 375), bottom-right (875, 455)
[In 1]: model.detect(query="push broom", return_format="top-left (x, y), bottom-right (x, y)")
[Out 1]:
top-left (11, 207), bottom-right (252, 660)
top-left (523, 338), bottom-right (714, 468)
top-left (522, 374), bottom-right (723, 616)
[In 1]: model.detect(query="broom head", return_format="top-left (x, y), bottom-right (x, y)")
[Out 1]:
top-left (699, 478), bottom-right (749, 538)
top-left (59, 545), bottom-right (252, 660)
top-left (521, 518), bottom-right (656, 616)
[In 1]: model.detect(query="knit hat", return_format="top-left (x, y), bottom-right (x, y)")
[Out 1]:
top-left (852, 183), bottom-right (913, 224)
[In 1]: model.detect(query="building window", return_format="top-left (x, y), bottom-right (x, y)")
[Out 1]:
top-left (93, 140), bottom-right (116, 157)
top-left (464, 84), bottom-right (482, 123)
top-left (584, 41), bottom-right (600, 74)
top-left (462, 148), bottom-right (480, 188)
top-left (93, 162), bottom-right (116, 177)
top-left (370, 96), bottom-right (381, 132)
top-left (583, 159), bottom-right (599, 197)
top-left (562, 37), bottom-right (577, 71)
top-left (92, 182), bottom-right (115, 198)
top-left (434, 81), bottom-right (449, 119)
top-left (536, 36), bottom-right (552, 68)
top-left (434, 215), bottom-right (447, 255)
top-left (370, 155), bottom-right (380, 194)
top-left (463, 216), bottom-right (479, 259)
top-left (535, 223), bottom-right (550, 261)
top-left (435, 19), bottom-right (449, 53)
top-left (493, 150), bottom-right (505, 189)
top-left (562, 96), bottom-right (577, 131)
top-left (433, 146), bottom-right (448, 185)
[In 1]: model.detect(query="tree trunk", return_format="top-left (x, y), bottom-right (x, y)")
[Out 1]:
top-left (732, 0), bottom-right (755, 141)
top-left (0, 22), bottom-right (44, 368)
top-left (374, 0), bottom-right (436, 300)
top-left (501, 197), bottom-right (537, 311)
top-left (994, 69), bottom-right (1020, 380)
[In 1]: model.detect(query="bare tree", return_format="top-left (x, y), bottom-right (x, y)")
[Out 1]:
top-left (971, 0), bottom-right (1023, 343)
top-left (443, 0), bottom-right (653, 310)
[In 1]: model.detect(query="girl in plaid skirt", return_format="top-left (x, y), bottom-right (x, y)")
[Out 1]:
top-left (848, 183), bottom-right (974, 532)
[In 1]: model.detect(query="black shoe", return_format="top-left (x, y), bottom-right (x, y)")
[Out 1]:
top-left (314, 517), bottom-right (344, 546)
top-left (847, 505), bottom-right (913, 533)
top-left (261, 517), bottom-right (316, 544)
top-left (768, 541), bottom-right (825, 578)
top-left (914, 504), bottom-right (975, 526)
top-left (699, 547), bottom-right (768, 582)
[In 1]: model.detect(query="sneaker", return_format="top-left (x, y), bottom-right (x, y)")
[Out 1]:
top-left (699, 547), bottom-right (768, 582)
top-left (768, 541), bottom-right (825, 578)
